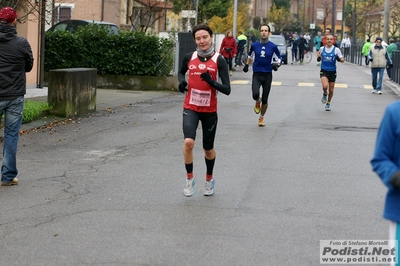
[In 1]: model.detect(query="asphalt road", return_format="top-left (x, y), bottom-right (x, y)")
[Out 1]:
top-left (1, 57), bottom-right (399, 266)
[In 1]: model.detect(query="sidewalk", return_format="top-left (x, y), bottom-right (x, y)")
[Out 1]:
top-left (22, 84), bottom-right (177, 130)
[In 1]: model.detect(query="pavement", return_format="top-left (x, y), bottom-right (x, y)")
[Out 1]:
top-left (2, 59), bottom-right (399, 265)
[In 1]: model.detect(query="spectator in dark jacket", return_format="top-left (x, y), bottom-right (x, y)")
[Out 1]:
top-left (298, 33), bottom-right (308, 65)
top-left (0, 7), bottom-right (34, 186)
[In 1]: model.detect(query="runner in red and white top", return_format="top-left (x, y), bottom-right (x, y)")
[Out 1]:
top-left (177, 24), bottom-right (231, 197)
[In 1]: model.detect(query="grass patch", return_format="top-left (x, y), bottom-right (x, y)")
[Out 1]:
top-left (23, 100), bottom-right (52, 124)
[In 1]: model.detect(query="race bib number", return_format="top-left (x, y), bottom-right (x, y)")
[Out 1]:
top-left (189, 88), bottom-right (211, 107)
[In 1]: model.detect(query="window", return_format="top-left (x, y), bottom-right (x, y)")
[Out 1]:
top-left (52, 3), bottom-right (74, 23)
top-left (317, 9), bottom-right (324, 20)
top-left (337, 11), bottom-right (342, 21)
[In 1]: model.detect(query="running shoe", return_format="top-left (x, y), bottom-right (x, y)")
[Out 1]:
top-left (378, 90), bottom-right (382, 95)
top-left (321, 93), bottom-right (327, 104)
top-left (325, 103), bottom-right (331, 111)
top-left (254, 99), bottom-right (261, 114)
top-left (183, 178), bottom-right (196, 197)
top-left (372, 89), bottom-right (377, 94)
top-left (204, 179), bottom-right (215, 196)
top-left (258, 117), bottom-right (265, 127)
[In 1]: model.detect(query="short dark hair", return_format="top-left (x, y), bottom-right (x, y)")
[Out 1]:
top-left (259, 23), bottom-right (270, 32)
top-left (325, 28), bottom-right (332, 33)
top-left (192, 24), bottom-right (213, 39)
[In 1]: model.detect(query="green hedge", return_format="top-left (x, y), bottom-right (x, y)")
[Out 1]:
top-left (45, 25), bottom-right (175, 77)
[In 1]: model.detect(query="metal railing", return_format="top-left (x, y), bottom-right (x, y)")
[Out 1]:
top-left (344, 44), bottom-right (400, 85)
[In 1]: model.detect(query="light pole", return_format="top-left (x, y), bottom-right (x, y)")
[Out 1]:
top-left (331, 0), bottom-right (335, 34)
top-left (195, 0), bottom-right (198, 25)
top-left (352, 0), bottom-right (356, 43)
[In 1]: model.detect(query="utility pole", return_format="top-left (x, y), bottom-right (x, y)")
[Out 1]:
top-left (38, 0), bottom-right (46, 88)
top-left (383, 0), bottom-right (390, 42)
top-left (352, 0), bottom-right (356, 43)
top-left (233, 0), bottom-right (237, 37)
top-left (331, 0), bottom-right (336, 34)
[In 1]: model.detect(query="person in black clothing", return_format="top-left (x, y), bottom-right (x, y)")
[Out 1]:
top-left (298, 33), bottom-right (308, 65)
top-left (0, 7), bottom-right (34, 186)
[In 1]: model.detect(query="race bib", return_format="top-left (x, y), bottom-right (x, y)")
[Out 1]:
top-left (189, 88), bottom-right (211, 107)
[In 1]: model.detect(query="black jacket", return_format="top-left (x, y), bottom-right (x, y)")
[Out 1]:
top-left (0, 24), bottom-right (34, 100)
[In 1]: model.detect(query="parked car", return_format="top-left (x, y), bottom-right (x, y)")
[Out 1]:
top-left (268, 35), bottom-right (288, 64)
top-left (47, 20), bottom-right (119, 34)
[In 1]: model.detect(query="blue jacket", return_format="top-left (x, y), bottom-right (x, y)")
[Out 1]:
top-left (371, 100), bottom-right (400, 222)
top-left (248, 41), bottom-right (281, 73)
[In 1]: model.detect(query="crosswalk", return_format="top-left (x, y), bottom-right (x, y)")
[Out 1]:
top-left (230, 80), bottom-right (373, 89)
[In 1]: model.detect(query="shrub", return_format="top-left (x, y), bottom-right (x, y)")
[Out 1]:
top-left (45, 26), bottom-right (175, 77)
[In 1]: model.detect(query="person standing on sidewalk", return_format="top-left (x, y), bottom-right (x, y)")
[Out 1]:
top-left (242, 24), bottom-right (281, 127)
top-left (0, 7), bottom-right (34, 186)
top-left (386, 38), bottom-right (398, 80)
top-left (219, 30), bottom-right (237, 76)
top-left (362, 39), bottom-right (372, 66)
top-left (235, 31), bottom-right (247, 67)
top-left (371, 100), bottom-right (400, 263)
top-left (340, 33), bottom-right (351, 60)
top-left (317, 34), bottom-right (344, 111)
top-left (368, 37), bottom-right (392, 95)
top-left (177, 24), bottom-right (231, 197)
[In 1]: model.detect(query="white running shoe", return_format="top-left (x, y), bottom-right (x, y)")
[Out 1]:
top-left (204, 179), bottom-right (215, 196)
top-left (183, 178), bottom-right (195, 197)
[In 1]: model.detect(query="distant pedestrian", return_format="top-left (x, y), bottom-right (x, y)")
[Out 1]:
top-left (219, 30), bottom-right (237, 76)
top-left (242, 24), bottom-right (282, 127)
top-left (340, 34), bottom-right (351, 59)
top-left (177, 24), bottom-right (231, 197)
top-left (0, 7), bottom-right (34, 186)
top-left (314, 31), bottom-right (322, 52)
top-left (298, 33), bottom-right (307, 65)
top-left (317, 34), bottom-right (344, 111)
top-left (386, 38), bottom-right (398, 80)
top-left (362, 39), bottom-right (372, 66)
top-left (396, 38), bottom-right (400, 51)
top-left (290, 33), bottom-right (299, 64)
top-left (235, 31), bottom-right (247, 67)
top-left (371, 100), bottom-right (400, 263)
top-left (368, 37), bottom-right (392, 94)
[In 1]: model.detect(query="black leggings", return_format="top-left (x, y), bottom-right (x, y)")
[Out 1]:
top-left (182, 109), bottom-right (218, 150)
top-left (224, 57), bottom-right (233, 71)
top-left (251, 72), bottom-right (273, 105)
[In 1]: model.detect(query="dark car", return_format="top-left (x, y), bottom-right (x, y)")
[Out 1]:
top-left (269, 35), bottom-right (288, 64)
top-left (47, 19), bottom-right (119, 34)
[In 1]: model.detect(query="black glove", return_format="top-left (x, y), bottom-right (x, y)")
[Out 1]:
top-left (272, 63), bottom-right (280, 71)
top-left (335, 55), bottom-right (341, 62)
top-left (388, 64), bottom-right (393, 69)
top-left (317, 57), bottom-right (321, 62)
top-left (178, 80), bottom-right (187, 93)
top-left (200, 71), bottom-right (215, 87)
top-left (369, 58), bottom-right (373, 62)
top-left (243, 64), bottom-right (249, 73)
top-left (390, 171), bottom-right (400, 189)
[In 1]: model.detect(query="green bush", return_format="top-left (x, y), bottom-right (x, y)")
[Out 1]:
top-left (23, 100), bottom-right (52, 124)
top-left (45, 26), bottom-right (175, 77)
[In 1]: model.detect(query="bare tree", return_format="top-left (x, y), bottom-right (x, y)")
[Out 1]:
top-left (320, 0), bottom-right (332, 30)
